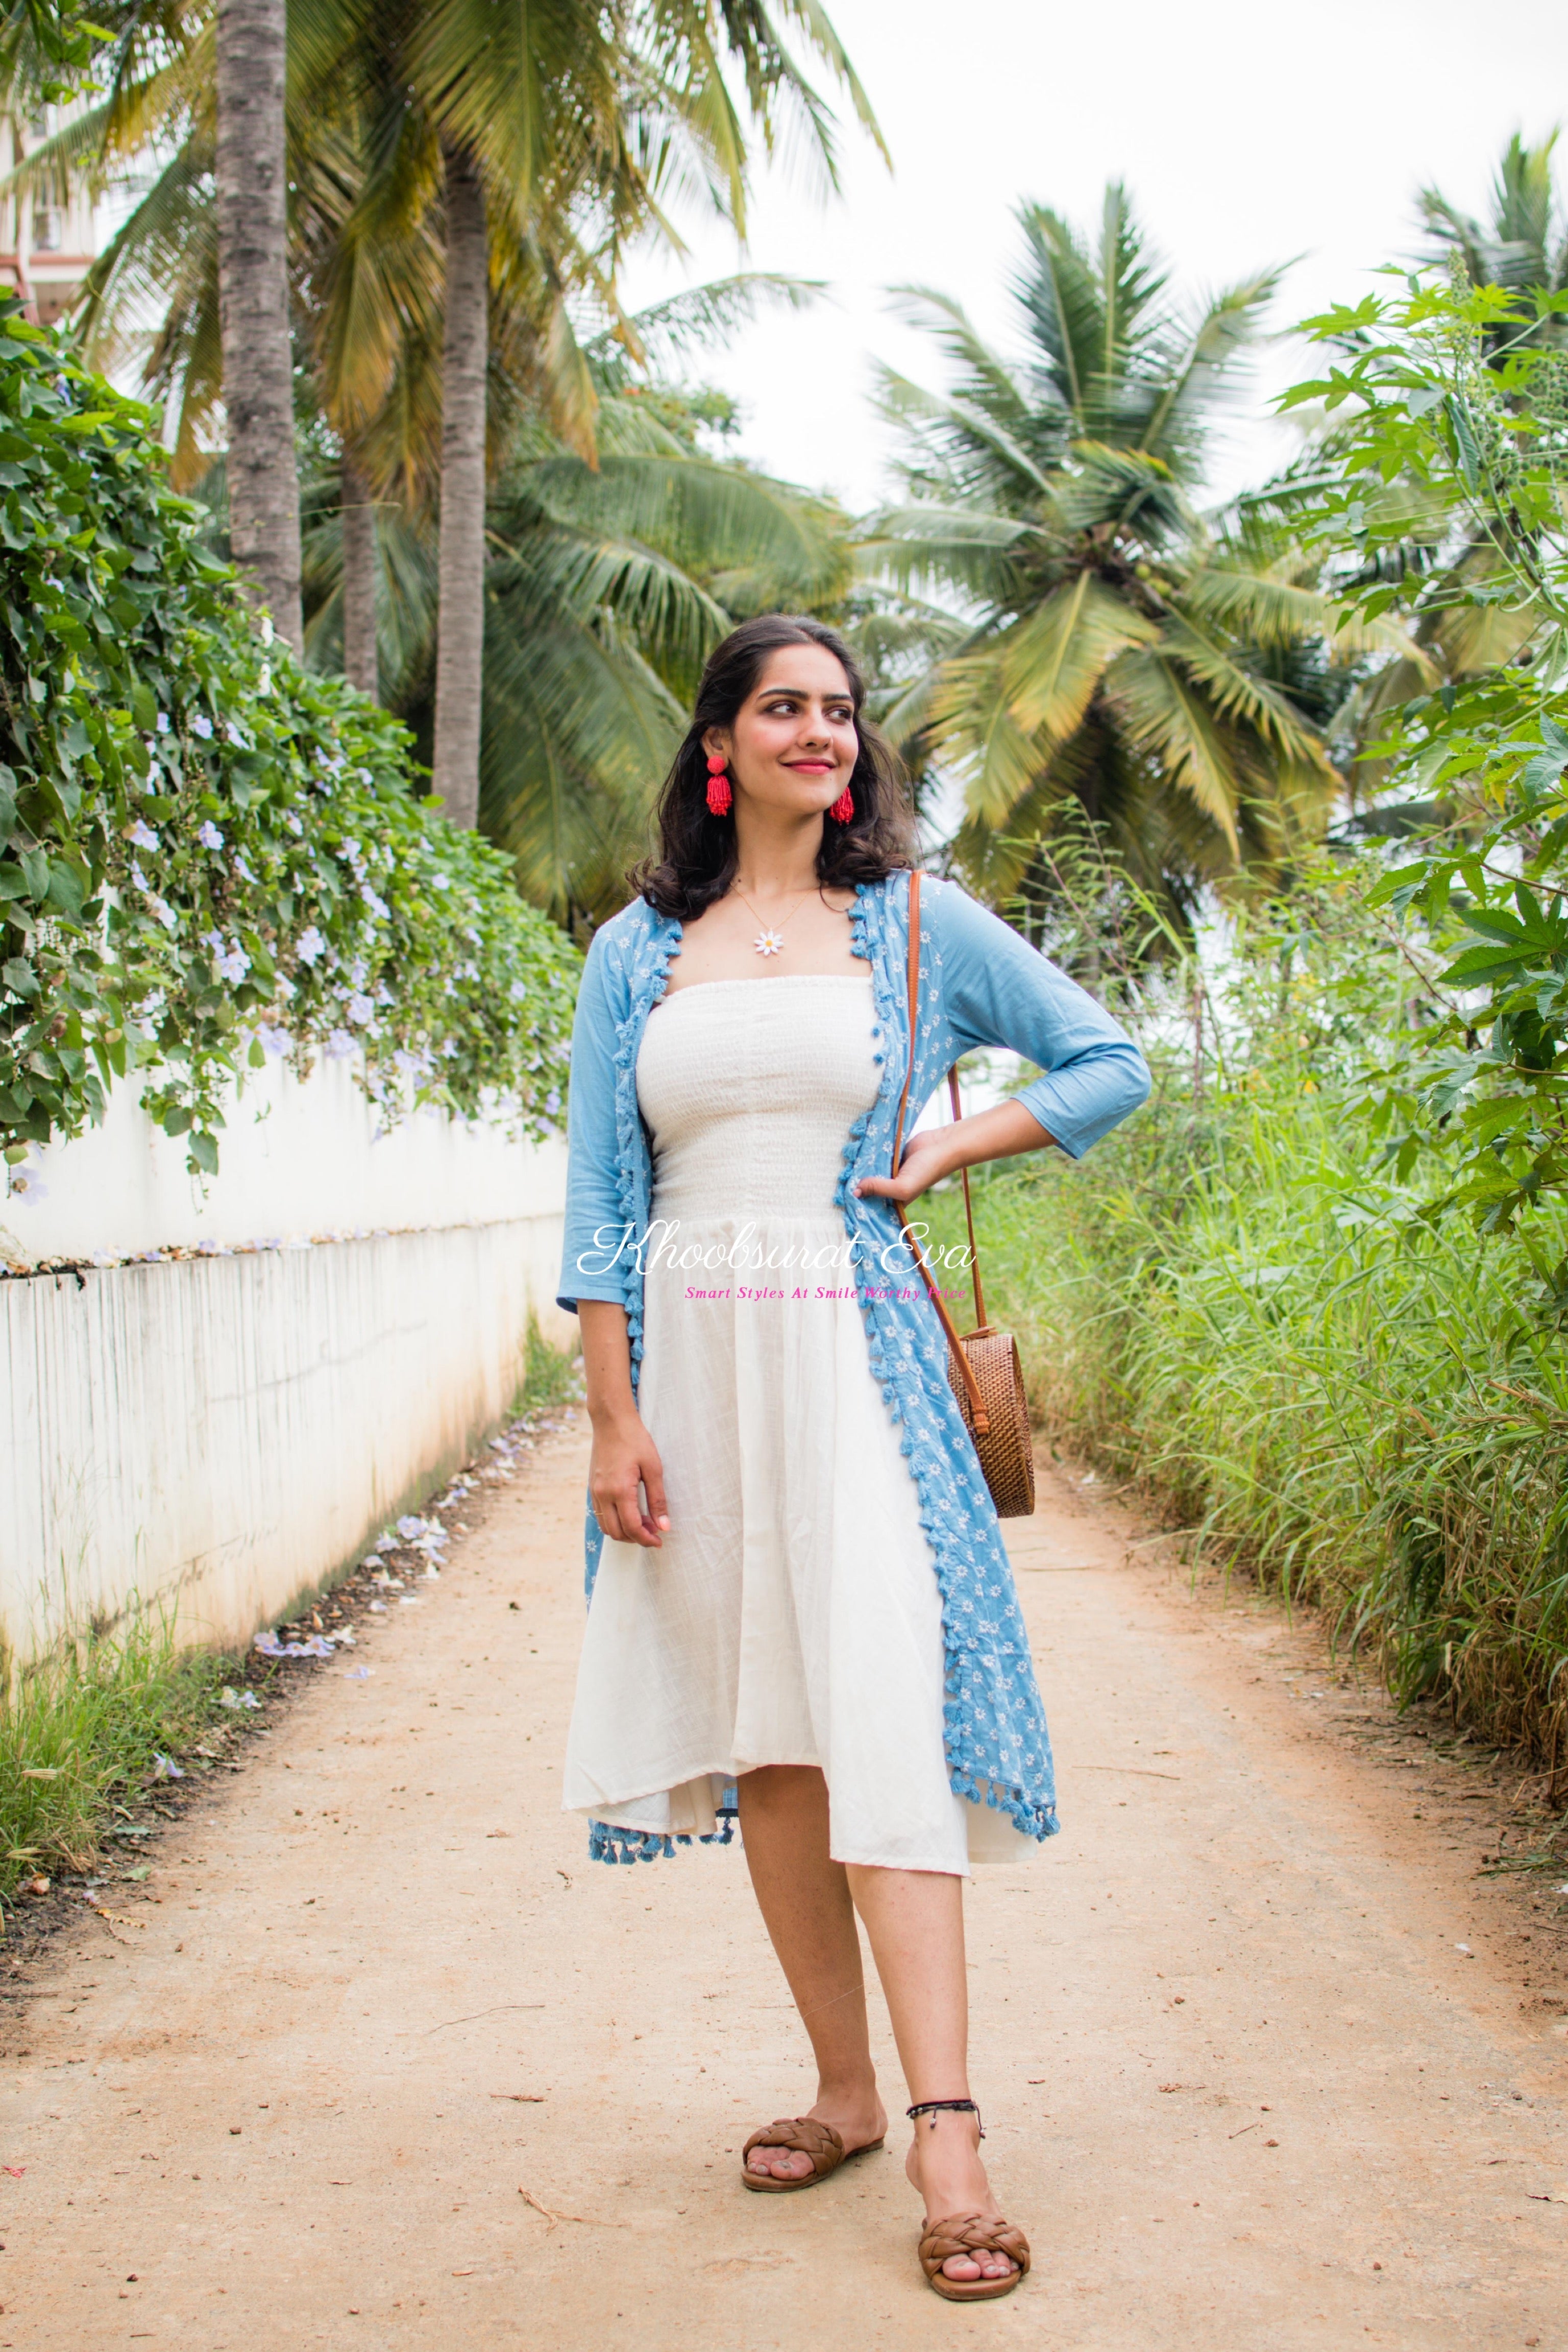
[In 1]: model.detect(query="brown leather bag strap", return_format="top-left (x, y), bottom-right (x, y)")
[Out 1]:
top-left (891, 872), bottom-right (991, 1435)
top-left (948, 1069), bottom-right (989, 1334)
top-left (891, 869), bottom-right (922, 1174)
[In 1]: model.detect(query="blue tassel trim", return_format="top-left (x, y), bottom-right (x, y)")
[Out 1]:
top-left (589, 1811), bottom-right (737, 1867)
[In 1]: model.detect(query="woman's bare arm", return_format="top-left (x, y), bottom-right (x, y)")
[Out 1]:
top-left (578, 1300), bottom-right (670, 1548)
top-left (853, 1098), bottom-right (1054, 1207)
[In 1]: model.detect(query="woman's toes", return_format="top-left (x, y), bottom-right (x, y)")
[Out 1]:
top-left (942, 2255), bottom-right (983, 2281)
top-left (748, 2144), bottom-right (812, 2179)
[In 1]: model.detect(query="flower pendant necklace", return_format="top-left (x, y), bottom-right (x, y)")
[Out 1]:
top-left (733, 886), bottom-right (812, 959)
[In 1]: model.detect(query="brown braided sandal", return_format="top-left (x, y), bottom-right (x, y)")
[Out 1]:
top-left (908, 2099), bottom-right (1028, 2301)
top-left (918, 2210), bottom-right (1032, 2301)
top-left (741, 2116), bottom-right (885, 2193)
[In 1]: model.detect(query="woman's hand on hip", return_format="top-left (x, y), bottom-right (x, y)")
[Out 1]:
top-left (590, 1410), bottom-right (670, 1548)
top-left (852, 1129), bottom-right (949, 1206)
top-left (854, 1099), bottom-right (1055, 1206)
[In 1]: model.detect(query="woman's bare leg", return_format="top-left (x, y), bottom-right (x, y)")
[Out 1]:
top-left (737, 1766), bottom-right (887, 2182)
top-left (845, 1864), bottom-right (1017, 2284)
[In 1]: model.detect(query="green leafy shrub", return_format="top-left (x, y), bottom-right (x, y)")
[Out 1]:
top-left (1283, 271), bottom-right (1568, 1280)
top-left (0, 301), bottom-right (578, 1173)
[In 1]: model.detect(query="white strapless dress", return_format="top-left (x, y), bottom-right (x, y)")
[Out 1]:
top-left (562, 973), bottom-right (1032, 1872)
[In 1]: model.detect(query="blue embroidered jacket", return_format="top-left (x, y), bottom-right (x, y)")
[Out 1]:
top-left (557, 871), bottom-right (1150, 1863)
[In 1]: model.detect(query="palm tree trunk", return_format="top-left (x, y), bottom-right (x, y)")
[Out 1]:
top-left (214, 0), bottom-right (302, 655)
top-left (432, 137), bottom-right (488, 829)
top-left (340, 451), bottom-right (379, 701)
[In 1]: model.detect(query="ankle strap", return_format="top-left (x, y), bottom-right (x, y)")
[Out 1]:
top-left (907, 2098), bottom-right (984, 2139)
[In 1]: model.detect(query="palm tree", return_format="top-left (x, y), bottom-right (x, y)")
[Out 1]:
top-left (214, 0), bottom-right (301, 650)
top-left (1418, 130), bottom-right (1568, 339)
top-left (1313, 130), bottom-right (1568, 788)
top-left (300, 321), bottom-right (853, 928)
top-left (865, 186), bottom-right (1385, 914)
top-left (314, 0), bottom-right (881, 826)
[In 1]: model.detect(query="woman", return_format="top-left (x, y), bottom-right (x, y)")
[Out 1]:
top-left (557, 615), bottom-right (1148, 2299)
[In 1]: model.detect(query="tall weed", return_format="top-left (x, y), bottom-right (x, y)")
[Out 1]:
top-left (933, 840), bottom-right (1568, 1771)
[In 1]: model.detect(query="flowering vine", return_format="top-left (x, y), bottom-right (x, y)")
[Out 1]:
top-left (0, 302), bottom-right (579, 1175)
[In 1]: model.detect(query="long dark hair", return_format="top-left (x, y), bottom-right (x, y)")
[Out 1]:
top-left (632, 615), bottom-right (914, 919)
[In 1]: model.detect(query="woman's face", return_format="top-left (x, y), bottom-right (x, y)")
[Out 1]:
top-left (706, 644), bottom-right (859, 818)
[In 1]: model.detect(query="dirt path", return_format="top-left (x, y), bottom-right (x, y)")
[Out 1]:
top-left (3, 1424), bottom-right (1567, 2349)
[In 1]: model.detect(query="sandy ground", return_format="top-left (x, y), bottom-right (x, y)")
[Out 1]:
top-left (2, 1420), bottom-right (1567, 2350)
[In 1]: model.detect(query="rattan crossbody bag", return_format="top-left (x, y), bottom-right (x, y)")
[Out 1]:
top-left (888, 872), bottom-right (1036, 1520)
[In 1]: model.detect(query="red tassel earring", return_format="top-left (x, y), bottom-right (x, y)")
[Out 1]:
top-left (828, 783), bottom-right (855, 823)
top-left (705, 753), bottom-right (732, 817)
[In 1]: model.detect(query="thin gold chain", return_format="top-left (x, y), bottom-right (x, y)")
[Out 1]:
top-left (730, 885), bottom-right (813, 943)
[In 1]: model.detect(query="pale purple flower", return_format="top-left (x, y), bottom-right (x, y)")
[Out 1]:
top-left (127, 818), bottom-right (158, 851)
top-left (324, 1028), bottom-right (356, 1059)
top-left (254, 1024), bottom-right (290, 1059)
top-left (213, 941), bottom-right (251, 986)
top-left (295, 925), bottom-right (326, 966)
top-left (156, 712), bottom-right (170, 734)
top-left (148, 894), bottom-right (179, 932)
top-left (131, 862), bottom-right (149, 891)
top-left (234, 854), bottom-right (256, 884)
top-left (191, 714), bottom-right (214, 740)
top-left (508, 979), bottom-right (527, 1003)
top-left (396, 1515), bottom-right (425, 1540)
top-left (431, 872), bottom-right (451, 891)
top-left (346, 991), bottom-right (374, 1026)
top-left (7, 1164), bottom-right (46, 1205)
top-left (360, 885), bottom-right (389, 921)
top-left (197, 820), bottom-right (224, 851)
top-left (284, 812), bottom-right (304, 838)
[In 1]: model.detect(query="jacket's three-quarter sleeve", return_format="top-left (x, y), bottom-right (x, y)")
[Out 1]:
top-left (556, 933), bottom-right (632, 1313)
top-left (930, 880), bottom-right (1150, 1157)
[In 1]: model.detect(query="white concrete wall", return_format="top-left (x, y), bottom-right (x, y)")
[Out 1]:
top-left (1, 1058), bottom-right (574, 1667)
top-left (1, 1053), bottom-right (559, 1267)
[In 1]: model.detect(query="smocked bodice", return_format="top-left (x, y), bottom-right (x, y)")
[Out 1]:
top-left (636, 975), bottom-right (878, 1220)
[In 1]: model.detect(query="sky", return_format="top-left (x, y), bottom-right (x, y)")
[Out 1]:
top-left (619, 0), bottom-right (1568, 514)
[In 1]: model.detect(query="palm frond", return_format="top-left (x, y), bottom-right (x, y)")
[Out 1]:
top-left (1099, 645), bottom-right (1246, 856)
top-left (1132, 267), bottom-right (1283, 476)
top-left (933, 575), bottom-right (1158, 824)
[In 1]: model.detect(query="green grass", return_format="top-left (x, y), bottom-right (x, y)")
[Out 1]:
top-left (0, 1616), bottom-right (234, 1908)
top-left (930, 1081), bottom-right (1568, 1770)
top-left (520, 1310), bottom-right (584, 1413)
